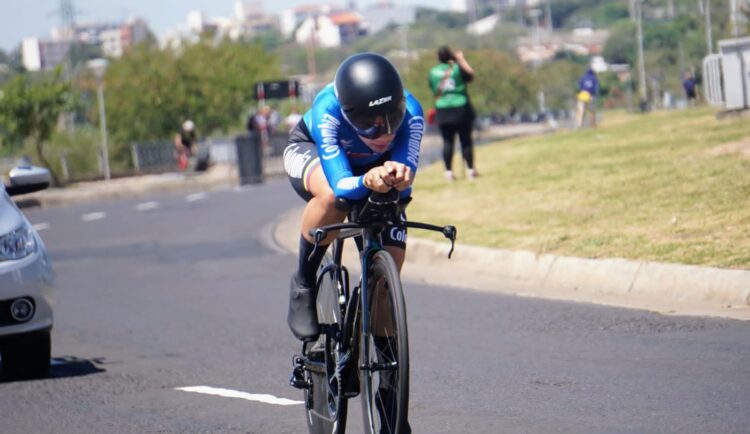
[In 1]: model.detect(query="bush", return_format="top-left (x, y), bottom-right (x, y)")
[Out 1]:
top-left (23, 127), bottom-right (101, 181)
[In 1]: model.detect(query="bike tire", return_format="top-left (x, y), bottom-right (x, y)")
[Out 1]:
top-left (304, 254), bottom-right (348, 434)
top-left (359, 250), bottom-right (409, 434)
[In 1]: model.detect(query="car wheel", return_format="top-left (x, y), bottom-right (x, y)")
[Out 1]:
top-left (1, 331), bottom-right (51, 379)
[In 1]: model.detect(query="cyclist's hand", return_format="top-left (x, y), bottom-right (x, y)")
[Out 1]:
top-left (383, 161), bottom-right (412, 191)
top-left (363, 166), bottom-right (396, 193)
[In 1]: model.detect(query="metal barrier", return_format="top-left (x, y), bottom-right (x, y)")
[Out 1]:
top-left (130, 131), bottom-right (290, 176)
top-left (131, 141), bottom-right (177, 172)
top-left (268, 132), bottom-right (289, 156)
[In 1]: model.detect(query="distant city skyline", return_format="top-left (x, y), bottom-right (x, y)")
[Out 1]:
top-left (0, 0), bottom-right (454, 52)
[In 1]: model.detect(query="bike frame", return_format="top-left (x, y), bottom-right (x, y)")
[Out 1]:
top-left (309, 197), bottom-right (456, 374)
top-left (294, 191), bottom-right (456, 431)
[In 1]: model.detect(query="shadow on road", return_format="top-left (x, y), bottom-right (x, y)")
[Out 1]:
top-left (12, 198), bottom-right (43, 209)
top-left (0, 355), bottom-right (106, 383)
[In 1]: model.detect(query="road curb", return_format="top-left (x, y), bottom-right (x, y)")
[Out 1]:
top-left (409, 236), bottom-right (750, 307)
top-left (274, 207), bottom-right (750, 319)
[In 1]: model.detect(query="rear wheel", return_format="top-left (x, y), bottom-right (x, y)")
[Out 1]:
top-left (360, 251), bottom-right (409, 434)
top-left (304, 255), bottom-right (348, 434)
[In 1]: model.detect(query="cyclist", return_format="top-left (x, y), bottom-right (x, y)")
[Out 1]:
top-left (284, 52), bottom-right (423, 344)
top-left (174, 120), bottom-right (197, 171)
top-left (285, 53), bottom-right (421, 432)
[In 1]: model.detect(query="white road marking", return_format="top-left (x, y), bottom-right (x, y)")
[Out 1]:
top-left (259, 222), bottom-right (290, 256)
top-left (186, 192), bottom-right (207, 202)
top-left (81, 212), bottom-right (106, 222)
top-left (32, 223), bottom-right (50, 231)
top-left (136, 201), bottom-right (160, 211)
top-left (175, 386), bottom-right (303, 406)
top-left (234, 185), bottom-right (256, 193)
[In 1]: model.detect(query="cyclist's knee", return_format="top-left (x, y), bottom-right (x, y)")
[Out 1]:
top-left (309, 189), bottom-right (344, 216)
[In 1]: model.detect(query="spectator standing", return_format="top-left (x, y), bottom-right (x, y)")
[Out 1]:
top-left (682, 70), bottom-right (698, 107)
top-left (247, 106), bottom-right (276, 155)
top-left (428, 46), bottom-right (478, 181)
top-left (285, 107), bottom-right (303, 133)
top-left (576, 67), bottom-right (599, 128)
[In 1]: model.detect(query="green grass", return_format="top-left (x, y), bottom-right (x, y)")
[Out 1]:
top-left (409, 107), bottom-right (750, 269)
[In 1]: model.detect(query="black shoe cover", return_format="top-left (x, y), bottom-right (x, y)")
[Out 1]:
top-left (287, 274), bottom-right (319, 341)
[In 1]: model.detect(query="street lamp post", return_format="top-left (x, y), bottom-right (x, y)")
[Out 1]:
top-left (87, 58), bottom-right (111, 181)
top-left (635, 0), bottom-right (648, 106)
top-left (705, 0), bottom-right (713, 54)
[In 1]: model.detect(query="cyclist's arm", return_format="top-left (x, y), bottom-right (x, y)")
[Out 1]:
top-left (388, 95), bottom-right (424, 197)
top-left (307, 93), bottom-right (370, 200)
top-left (321, 146), bottom-right (369, 200)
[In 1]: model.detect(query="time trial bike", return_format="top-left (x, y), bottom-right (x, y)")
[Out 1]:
top-left (290, 189), bottom-right (456, 434)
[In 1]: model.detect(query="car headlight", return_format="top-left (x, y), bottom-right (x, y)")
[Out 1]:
top-left (0, 223), bottom-right (37, 261)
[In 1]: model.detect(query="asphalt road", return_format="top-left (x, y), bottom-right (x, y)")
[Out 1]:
top-left (1, 179), bottom-right (749, 433)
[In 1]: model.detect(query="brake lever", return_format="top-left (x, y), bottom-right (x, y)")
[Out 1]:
top-left (442, 225), bottom-right (457, 259)
top-left (308, 228), bottom-right (327, 261)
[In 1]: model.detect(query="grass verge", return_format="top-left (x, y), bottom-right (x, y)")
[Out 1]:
top-left (409, 107), bottom-right (750, 269)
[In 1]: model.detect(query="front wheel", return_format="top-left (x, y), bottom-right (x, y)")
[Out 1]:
top-left (360, 251), bottom-right (409, 434)
top-left (1, 330), bottom-right (51, 379)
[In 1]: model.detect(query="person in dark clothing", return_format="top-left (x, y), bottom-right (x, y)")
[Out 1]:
top-left (683, 70), bottom-right (698, 106)
top-left (428, 46), bottom-right (477, 181)
top-left (576, 67), bottom-right (599, 128)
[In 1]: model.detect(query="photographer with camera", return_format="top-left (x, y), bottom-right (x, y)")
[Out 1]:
top-left (428, 45), bottom-right (477, 181)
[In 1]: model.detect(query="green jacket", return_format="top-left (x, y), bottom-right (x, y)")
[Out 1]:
top-left (429, 63), bottom-right (469, 109)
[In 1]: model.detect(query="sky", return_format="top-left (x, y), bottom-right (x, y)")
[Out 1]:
top-left (0, 0), bottom-right (453, 52)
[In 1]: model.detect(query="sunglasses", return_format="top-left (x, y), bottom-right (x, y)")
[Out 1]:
top-left (341, 101), bottom-right (405, 139)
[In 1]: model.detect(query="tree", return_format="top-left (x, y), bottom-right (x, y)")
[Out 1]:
top-left (533, 59), bottom-right (585, 111)
top-left (404, 49), bottom-right (535, 116)
top-left (415, 7), bottom-right (469, 29)
top-left (0, 68), bottom-right (75, 186)
top-left (603, 20), bottom-right (637, 65)
top-left (102, 37), bottom-right (281, 167)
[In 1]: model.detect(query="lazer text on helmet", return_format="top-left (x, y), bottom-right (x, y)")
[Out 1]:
top-left (368, 96), bottom-right (393, 107)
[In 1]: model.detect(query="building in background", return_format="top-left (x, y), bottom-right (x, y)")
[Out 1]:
top-left (295, 9), bottom-right (366, 48)
top-left (160, 3), bottom-right (278, 49)
top-left (516, 28), bottom-right (610, 64)
top-left (281, 4), bottom-right (335, 39)
top-left (234, 0), bottom-right (278, 36)
top-left (100, 19), bottom-right (150, 58)
top-left (360, 1), bottom-right (417, 34)
top-left (21, 18), bottom-right (151, 71)
top-left (21, 38), bottom-right (70, 71)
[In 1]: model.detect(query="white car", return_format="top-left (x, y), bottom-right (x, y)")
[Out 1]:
top-left (0, 165), bottom-right (55, 379)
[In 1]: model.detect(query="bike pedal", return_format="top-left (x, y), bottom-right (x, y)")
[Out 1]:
top-left (289, 356), bottom-right (310, 390)
top-left (289, 366), bottom-right (310, 389)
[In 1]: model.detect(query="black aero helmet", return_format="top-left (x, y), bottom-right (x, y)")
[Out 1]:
top-left (334, 52), bottom-right (406, 139)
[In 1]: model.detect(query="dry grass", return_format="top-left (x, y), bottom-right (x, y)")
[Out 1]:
top-left (409, 107), bottom-right (750, 269)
